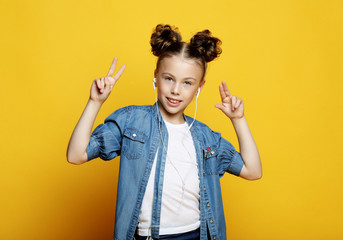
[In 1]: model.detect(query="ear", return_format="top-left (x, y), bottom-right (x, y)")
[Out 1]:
top-left (199, 80), bottom-right (206, 90)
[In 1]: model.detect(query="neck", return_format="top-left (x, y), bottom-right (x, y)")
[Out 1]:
top-left (157, 101), bottom-right (185, 124)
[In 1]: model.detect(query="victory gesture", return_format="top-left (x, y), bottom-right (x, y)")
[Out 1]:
top-left (90, 57), bottom-right (126, 104)
top-left (215, 81), bottom-right (244, 120)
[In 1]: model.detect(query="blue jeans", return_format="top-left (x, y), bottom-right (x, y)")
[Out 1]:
top-left (134, 228), bottom-right (200, 240)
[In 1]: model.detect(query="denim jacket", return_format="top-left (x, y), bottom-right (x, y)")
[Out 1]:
top-left (86, 103), bottom-right (244, 240)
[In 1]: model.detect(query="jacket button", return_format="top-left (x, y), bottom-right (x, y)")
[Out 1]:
top-left (203, 187), bottom-right (206, 191)
top-left (207, 203), bottom-right (210, 207)
top-left (132, 133), bottom-right (137, 138)
top-left (210, 220), bottom-right (213, 223)
top-left (213, 237), bottom-right (216, 240)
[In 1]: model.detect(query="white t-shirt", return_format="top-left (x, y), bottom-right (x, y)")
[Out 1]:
top-left (137, 120), bottom-right (200, 236)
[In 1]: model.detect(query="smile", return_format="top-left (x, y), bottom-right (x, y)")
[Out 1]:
top-left (166, 97), bottom-right (182, 106)
top-left (167, 97), bottom-right (181, 103)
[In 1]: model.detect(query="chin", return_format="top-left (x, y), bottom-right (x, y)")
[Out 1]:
top-left (160, 103), bottom-right (183, 116)
top-left (165, 107), bottom-right (182, 115)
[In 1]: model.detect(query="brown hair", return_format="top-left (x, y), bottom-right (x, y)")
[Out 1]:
top-left (150, 24), bottom-right (222, 81)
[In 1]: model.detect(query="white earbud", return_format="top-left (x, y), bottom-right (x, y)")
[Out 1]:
top-left (196, 88), bottom-right (201, 98)
top-left (153, 78), bottom-right (157, 90)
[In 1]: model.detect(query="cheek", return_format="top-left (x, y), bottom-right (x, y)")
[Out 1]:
top-left (184, 89), bottom-right (197, 101)
top-left (157, 83), bottom-right (170, 99)
top-left (157, 83), bottom-right (167, 95)
top-left (157, 80), bottom-right (173, 93)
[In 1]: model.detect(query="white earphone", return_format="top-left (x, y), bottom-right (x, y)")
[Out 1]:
top-left (196, 88), bottom-right (201, 98)
top-left (153, 78), bottom-right (157, 90)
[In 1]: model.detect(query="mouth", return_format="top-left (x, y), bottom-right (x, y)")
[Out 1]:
top-left (167, 97), bottom-right (182, 103)
top-left (166, 97), bottom-right (182, 106)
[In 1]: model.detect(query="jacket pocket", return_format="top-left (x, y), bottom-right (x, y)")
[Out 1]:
top-left (203, 146), bottom-right (219, 175)
top-left (122, 128), bottom-right (147, 160)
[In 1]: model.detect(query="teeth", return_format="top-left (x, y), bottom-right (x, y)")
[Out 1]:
top-left (169, 98), bottom-right (180, 103)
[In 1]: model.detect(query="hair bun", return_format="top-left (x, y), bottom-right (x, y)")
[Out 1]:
top-left (150, 24), bottom-right (182, 57)
top-left (190, 30), bottom-right (222, 62)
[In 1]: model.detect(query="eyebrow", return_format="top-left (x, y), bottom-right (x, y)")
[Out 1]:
top-left (162, 72), bottom-right (197, 81)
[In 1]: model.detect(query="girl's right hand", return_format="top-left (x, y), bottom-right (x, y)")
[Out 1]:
top-left (90, 57), bottom-right (126, 104)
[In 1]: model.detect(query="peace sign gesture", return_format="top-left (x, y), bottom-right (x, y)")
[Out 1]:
top-left (215, 81), bottom-right (244, 120)
top-left (90, 57), bottom-right (126, 104)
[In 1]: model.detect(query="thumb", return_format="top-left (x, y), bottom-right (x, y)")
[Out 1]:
top-left (215, 104), bottom-right (225, 111)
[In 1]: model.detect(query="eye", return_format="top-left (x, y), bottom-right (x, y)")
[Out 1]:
top-left (184, 81), bottom-right (192, 86)
top-left (165, 77), bottom-right (173, 81)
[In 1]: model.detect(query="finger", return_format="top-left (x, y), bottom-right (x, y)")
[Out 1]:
top-left (235, 98), bottom-right (241, 109)
top-left (105, 77), bottom-right (112, 91)
top-left (231, 96), bottom-right (237, 111)
top-left (222, 97), bottom-right (231, 105)
top-left (101, 77), bottom-right (105, 88)
top-left (107, 57), bottom-right (118, 77)
top-left (104, 77), bottom-right (109, 89)
top-left (96, 79), bottom-right (102, 90)
top-left (222, 81), bottom-right (232, 97)
top-left (100, 77), bottom-right (105, 93)
top-left (113, 64), bottom-right (126, 81)
top-left (219, 84), bottom-right (226, 100)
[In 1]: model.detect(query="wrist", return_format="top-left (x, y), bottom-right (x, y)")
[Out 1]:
top-left (88, 98), bottom-right (103, 109)
top-left (230, 115), bottom-right (246, 125)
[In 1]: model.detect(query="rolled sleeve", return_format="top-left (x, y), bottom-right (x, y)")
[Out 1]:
top-left (227, 150), bottom-right (244, 176)
top-left (86, 107), bottom-right (128, 161)
top-left (86, 135), bottom-right (100, 161)
top-left (217, 137), bottom-right (244, 177)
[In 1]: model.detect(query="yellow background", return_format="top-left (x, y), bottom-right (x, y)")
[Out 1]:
top-left (1, 0), bottom-right (342, 239)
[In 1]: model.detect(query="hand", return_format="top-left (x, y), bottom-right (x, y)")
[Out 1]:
top-left (215, 81), bottom-right (244, 120)
top-left (90, 57), bottom-right (126, 104)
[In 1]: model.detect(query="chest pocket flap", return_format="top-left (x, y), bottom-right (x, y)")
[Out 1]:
top-left (123, 128), bottom-right (147, 142)
top-left (203, 145), bottom-right (219, 175)
top-left (203, 145), bottom-right (218, 159)
top-left (122, 128), bottom-right (147, 159)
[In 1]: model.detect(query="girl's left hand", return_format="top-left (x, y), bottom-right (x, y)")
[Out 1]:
top-left (215, 81), bottom-right (244, 120)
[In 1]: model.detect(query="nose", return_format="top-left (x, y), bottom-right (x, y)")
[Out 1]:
top-left (171, 82), bottom-right (181, 95)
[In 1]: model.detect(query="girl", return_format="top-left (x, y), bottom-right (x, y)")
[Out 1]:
top-left (67, 24), bottom-right (262, 240)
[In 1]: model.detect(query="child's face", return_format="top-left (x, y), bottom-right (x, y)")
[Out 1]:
top-left (155, 55), bottom-right (205, 124)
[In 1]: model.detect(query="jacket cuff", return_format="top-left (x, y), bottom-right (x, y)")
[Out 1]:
top-left (86, 136), bottom-right (99, 161)
top-left (227, 152), bottom-right (244, 176)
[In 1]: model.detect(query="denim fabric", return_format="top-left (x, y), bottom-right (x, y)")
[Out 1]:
top-left (86, 103), bottom-right (244, 240)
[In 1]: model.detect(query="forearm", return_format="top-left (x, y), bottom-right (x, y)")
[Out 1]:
top-left (231, 116), bottom-right (262, 179)
top-left (67, 99), bottom-right (102, 164)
